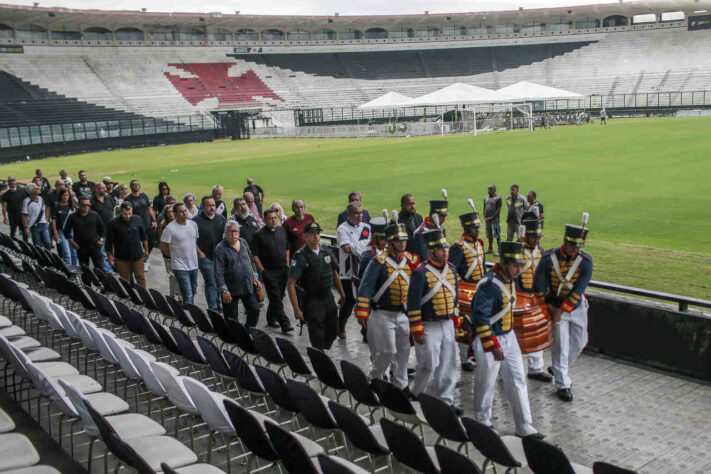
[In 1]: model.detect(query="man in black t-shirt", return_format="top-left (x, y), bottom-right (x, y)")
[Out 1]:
top-left (35, 169), bottom-right (51, 196)
top-left (106, 202), bottom-right (149, 287)
top-left (124, 180), bottom-right (156, 254)
top-left (72, 170), bottom-right (95, 199)
top-left (194, 197), bottom-right (226, 311)
top-left (65, 197), bottom-right (106, 268)
top-left (1, 176), bottom-right (27, 239)
top-left (252, 208), bottom-right (293, 332)
top-left (91, 182), bottom-right (116, 271)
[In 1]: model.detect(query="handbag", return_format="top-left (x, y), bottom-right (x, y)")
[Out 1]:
top-left (246, 248), bottom-right (265, 302)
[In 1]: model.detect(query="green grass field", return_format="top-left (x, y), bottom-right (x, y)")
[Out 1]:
top-left (3, 117), bottom-right (710, 299)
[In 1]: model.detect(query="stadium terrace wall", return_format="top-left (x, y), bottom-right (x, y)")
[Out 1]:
top-left (587, 292), bottom-right (711, 382)
top-left (0, 129), bottom-right (215, 162)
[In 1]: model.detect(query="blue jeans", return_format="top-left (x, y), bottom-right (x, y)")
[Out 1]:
top-left (173, 269), bottom-right (199, 304)
top-left (198, 257), bottom-right (219, 310)
top-left (99, 240), bottom-right (112, 272)
top-left (31, 223), bottom-right (52, 249)
top-left (57, 230), bottom-right (78, 265)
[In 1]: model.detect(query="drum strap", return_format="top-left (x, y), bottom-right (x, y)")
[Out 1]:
top-left (422, 264), bottom-right (456, 305)
top-left (461, 240), bottom-right (483, 280)
top-left (479, 276), bottom-right (516, 325)
top-left (521, 247), bottom-right (540, 274)
top-left (551, 254), bottom-right (583, 296)
top-left (373, 257), bottom-right (410, 301)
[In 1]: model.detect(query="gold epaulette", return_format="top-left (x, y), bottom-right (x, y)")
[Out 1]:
top-left (376, 253), bottom-right (387, 264)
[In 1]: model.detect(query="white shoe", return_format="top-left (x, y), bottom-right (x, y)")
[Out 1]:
top-left (144, 261), bottom-right (150, 271)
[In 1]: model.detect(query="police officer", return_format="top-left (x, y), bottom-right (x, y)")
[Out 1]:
top-left (412, 189), bottom-right (448, 261)
top-left (287, 222), bottom-right (346, 350)
top-left (407, 229), bottom-right (461, 412)
top-left (471, 241), bottom-right (542, 439)
top-left (449, 205), bottom-right (486, 371)
top-left (517, 212), bottom-right (553, 383)
top-left (534, 213), bottom-right (593, 402)
top-left (356, 217), bottom-right (420, 389)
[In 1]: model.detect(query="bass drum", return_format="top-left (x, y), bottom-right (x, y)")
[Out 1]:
top-left (458, 282), bottom-right (552, 354)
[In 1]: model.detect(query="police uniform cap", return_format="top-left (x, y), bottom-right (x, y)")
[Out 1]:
top-left (304, 222), bottom-right (322, 234)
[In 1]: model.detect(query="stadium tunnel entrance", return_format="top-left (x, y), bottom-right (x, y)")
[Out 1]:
top-left (211, 110), bottom-right (251, 140)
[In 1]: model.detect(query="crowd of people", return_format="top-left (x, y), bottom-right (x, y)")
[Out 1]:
top-left (1, 168), bottom-right (593, 439)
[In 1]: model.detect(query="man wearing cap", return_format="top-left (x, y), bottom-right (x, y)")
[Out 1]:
top-left (449, 209), bottom-right (486, 372)
top-left (336, 202), bottom-right (371, 339)
top-left (287, 222), bottom-right (346, 350)
top-left (517, 213), bottom-right (553, 383)
top-left (411, 192), bottom-right (448, 262)
top-left (355, 215), bottom-right (389, 344)
top-left (357, 218), bottom-right (419, 388)
top-left (534, 215), bottom-right (593, 402)
top-left (471, 241), bottom-right (542, 439)
top-left (407, 229), bottom-right (461, 411)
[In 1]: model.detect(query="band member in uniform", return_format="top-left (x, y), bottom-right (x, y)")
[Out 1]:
top-left (407, 229), bottom-right (461, 412)
top-left (358, 213), bottom-right (389, 280)
top-left (412, 189), bottom-right (448, 262)
top-left (357, 213), bottom-right (388, 344)
top-left (356, 217), bottom-right (420, 389)
top-left (517, 212), bottom-right (553, 382)
top-left (449, 200), bottom-right (486, 371)
top-left (471, 241), bottom-right (542, 438)
top-left (287, 222), bottom-right (346, 350)
top-left (534, 213), bottom-right (593, 402)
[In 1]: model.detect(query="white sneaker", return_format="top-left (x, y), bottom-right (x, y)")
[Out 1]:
top-left (144, 261), bottom-right (150, 271)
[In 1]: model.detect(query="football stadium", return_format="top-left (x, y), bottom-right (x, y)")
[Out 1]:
top-left (0, 0), bottom-right (709, 473)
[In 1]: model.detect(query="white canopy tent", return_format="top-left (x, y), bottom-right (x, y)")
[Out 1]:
top-left (358, 91), bottom-right (413, 109)
top-left (404, 82), bottom-right (510, 107)
top-left (496, 81), bottom-right (584, 102)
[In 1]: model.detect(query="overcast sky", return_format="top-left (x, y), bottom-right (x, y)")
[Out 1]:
top-left (4, 0), bottom-right (619, 16)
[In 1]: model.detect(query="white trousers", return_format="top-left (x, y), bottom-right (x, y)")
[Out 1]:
top-left (458, 342), bottom-right (473, 364)
top-left (410, 320), bottom-right (457, 406)
top-left (551, 303), bottom-right (588, 389)
top-left (368, 309), bottom-right (411, 389)
top-left (527, 350), bottom-right (545, 373)
top-left (473, 332), bottom-right (537, 437)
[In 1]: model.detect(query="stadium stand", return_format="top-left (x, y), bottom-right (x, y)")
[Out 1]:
top-left (0, 71), bottom-right (144, 127)
top-left (1, 28), bottom-right (710, 118)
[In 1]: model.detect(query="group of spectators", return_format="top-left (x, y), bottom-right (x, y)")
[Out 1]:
top-left (1, 168), bottom-right (544, 340)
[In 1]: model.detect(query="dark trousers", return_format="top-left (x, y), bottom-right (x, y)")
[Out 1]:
top-left (224, 289), bottom-right (261, 328)
top-left (77, 246), bottom-right (103, 268)
top-left (8, 212), bottom-right (25, 240)
top-left (338, 279), bottom-right (357, 333)
top-left (262, 266), bottom-right (291, 328)
top-left (304, 293), bottom-right (338, 350)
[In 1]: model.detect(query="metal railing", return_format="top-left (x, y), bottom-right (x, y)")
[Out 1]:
top-left (321, 233), bottom-right (710, 313)
top-left (292, 90), bottom-right (711, 126)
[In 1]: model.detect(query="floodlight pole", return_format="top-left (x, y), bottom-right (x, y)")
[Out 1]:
top-left (474, 106), bottom-right (477, 137)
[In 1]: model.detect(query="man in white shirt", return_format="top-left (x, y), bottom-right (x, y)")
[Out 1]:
top-left (160, 202), bottom-right (200, 304)
top-left (336, 202), bottom-right (371, 339)
top-left (21, 183), bottom-right (52, 249)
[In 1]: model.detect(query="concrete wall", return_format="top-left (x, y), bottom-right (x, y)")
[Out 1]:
top-left (587, 290), bottom-right (711, 381)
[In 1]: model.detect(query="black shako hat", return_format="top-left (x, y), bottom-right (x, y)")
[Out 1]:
top-left (424, 229), bottom-right (449, 248)
top-left (499, 241), bottom-right (526, 263)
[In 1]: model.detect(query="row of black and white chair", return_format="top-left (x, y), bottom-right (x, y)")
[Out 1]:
top-left (0, 234), bottom-right (638, 474)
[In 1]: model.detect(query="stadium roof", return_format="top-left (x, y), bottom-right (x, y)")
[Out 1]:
top-left (0, 0), bottom-right (699, 30)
